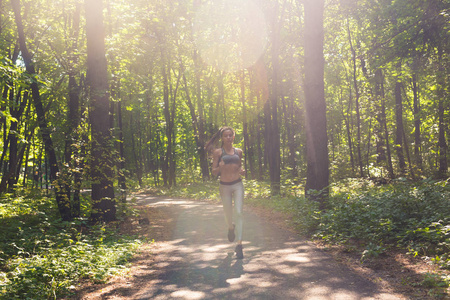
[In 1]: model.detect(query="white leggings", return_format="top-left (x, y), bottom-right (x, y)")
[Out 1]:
top-left (219, 180), bottom-right (244, 242)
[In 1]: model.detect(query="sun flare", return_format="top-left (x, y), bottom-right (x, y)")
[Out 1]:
top-left (193, 0), bottom-right (268, 72)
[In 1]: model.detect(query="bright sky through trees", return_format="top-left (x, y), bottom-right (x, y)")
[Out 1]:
top-left (192, 0), bottom-right (268, 72)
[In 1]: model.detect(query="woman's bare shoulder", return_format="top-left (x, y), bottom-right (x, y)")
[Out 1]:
top-left (212, 148), bottom-right (222, 157)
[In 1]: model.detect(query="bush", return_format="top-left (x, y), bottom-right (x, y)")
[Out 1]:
top-left (0, 193), bottom-right (141, 299)
top-left (311, 179), bottom-right (450, 268)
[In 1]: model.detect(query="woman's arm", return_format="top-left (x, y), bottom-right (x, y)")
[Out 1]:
top-left (211, 149), bottom-right (222, 176)
top-left (237, 148), bottom-right (246, 175)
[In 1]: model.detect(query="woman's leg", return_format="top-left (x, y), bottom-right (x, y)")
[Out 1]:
top-left (219, 184), bottom-right (233, 230)
top-left (234, 181), bottom-right (244, 242)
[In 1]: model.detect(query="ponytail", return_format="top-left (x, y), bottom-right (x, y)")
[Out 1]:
top-left (204, 126), bottom-right (234, 155)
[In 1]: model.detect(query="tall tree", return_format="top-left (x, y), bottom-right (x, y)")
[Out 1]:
top-left (240, 70), bottom-right (249, 176)
top-left (347, 19), bottom-right (364, 177)
top-left (65, 2), bottom-right (83, 218)
top-left (437, 45), bottom-right (448, 178)
top-left (304, 0), bottom-right (329, 207)
top-left (180, 56), bottom-right (210, 182)
top-left (394, 71), bottom-right (406, 176)
top-left (0, 89), bottom-right (28, 193)
top-left (11, 0), bottom-right (72, 220)
top-left (375, 68), bottom-right (395, 178)
top-left (267, 0), bottom-right (282, 194)
top-left (85, 0), bottom-right (116, 222)
top-left (193, 50), bottom-right (210, 181)
top-left (411, 71), bottom-right (422, 172)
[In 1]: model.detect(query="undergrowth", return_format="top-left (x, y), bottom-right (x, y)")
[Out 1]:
top-left (0, 190), bottom-right (141, 300)
top-left (316, 178), bottom-right (450, 270)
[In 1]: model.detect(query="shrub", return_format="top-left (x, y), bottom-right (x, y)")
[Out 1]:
top-left (0, 193), bottom-right (141, 299)
top-left (312, 179), bottom-right (450, 268)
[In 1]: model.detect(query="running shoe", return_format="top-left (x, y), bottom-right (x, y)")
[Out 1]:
top-left (235, 244), bottom-right (243, 259)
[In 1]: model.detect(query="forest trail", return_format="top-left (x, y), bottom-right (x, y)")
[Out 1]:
top-left (76, 195), bottom-right (407, 300)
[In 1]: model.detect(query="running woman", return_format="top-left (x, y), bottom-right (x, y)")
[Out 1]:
top-left (205, 127), bottom-right (245, 259)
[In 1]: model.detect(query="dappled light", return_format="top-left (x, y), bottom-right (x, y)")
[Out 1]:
top-left (77, 196), bottom-right (405, 299)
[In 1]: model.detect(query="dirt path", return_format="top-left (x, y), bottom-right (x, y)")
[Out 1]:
top-left (74, 195), bottom-right (408, 300)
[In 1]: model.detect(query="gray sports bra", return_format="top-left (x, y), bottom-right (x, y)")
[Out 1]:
top-left (219, 148), bottom-right (240, 165)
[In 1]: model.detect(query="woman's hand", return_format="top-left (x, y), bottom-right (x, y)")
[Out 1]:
top-left (216, 161), bottom-right (225, 174)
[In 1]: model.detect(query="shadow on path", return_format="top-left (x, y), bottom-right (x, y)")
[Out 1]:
top-left (123, 195), bottom-right (406, 300)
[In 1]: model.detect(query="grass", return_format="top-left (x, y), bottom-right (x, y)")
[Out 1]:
top-left (0, 190), bottom-right (141, 300)
top-left (317, 178), bottom-right (450, 268)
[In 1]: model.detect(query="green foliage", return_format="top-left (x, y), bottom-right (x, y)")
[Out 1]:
top-left (244, 180), bottom-right (272, 200)
top-left (413, 273), bottom-right (450, 298)
top-left (0, 192), bottom-right (141, 299)
top-left (360, 243), bottom-right (386, 262)
top-left (311, 179), bottom-right (450, 269)
top-left (416, 273), bottom-right (450, 289)
top-left (283, 196), bottom-right (322, 236)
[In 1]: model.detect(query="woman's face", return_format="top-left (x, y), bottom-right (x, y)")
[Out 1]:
top-left (221, 129), bottom-right (234, 144)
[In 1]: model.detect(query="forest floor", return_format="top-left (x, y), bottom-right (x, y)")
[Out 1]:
top-left (69, 194), bottom-right (449, 300)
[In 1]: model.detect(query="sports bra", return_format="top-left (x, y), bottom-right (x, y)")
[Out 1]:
top-left (219, 148), bottom-right (240, 165)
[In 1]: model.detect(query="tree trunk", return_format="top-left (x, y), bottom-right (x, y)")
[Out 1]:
top-left (382, 95), bottom-right (395, 178)
top-left (395, 78), bottom-right (406, 176)
top-left (268, 1), bottom-right (282, 194)
top-left (162, 61), bottom-right (173, 187)
top-left (0, 86), bottom-right (7, 159)
top-left (366, 117), bottom-right (372, 177)
top-left (0, 89), bottom-right (27, 193)
top-left (247, 121), bottom-right (256, 180)
top-left (376, 69), bottom-right (394, 178)
top-left (117, 97), bottom-right (127, 200)
top-left (170, 70), bottom-right (180, 187)
top-left (130, 112), bottom-right (143, 186)
top-left (163, 62), bottom-right (180, 187)
top-left (257, 114), bottom-right (264, 180)
top-left (22, 127), bottom-right (31, 187)
top-left (193, 51), bottom-right (210, 181)
top-left (8, 91), bottom-right (29, 192)
top-left (218, 71), bottom-right (227, 126)
top-left (341, 90), bottom-right (355, 174)
top-left (374, 69), bottom-right (386, 165)
top-left (286, 80), bottom-right (298, 178)
top-left (240, 71), bottom-right (249, 177)
top-left (12, 0), bottom-right (72, 220)
top-left (347, 20), bottom-right (364, 177)
top-left (153, 121), bottom-right (160, 185)
top-left (0, 53), bottom-right (17, 182)
top-left (64, 2), bottom-right (82, 218)
top-left (249, 59), bottom-right (269, 180)
top-left (304, 0), bottom-right (329, 207)
top-left (247, 72), bottom-right (256, 179)
top-left (412, 73), bottom-right (422, 172)
top-left (264, 98), bottom-right (271, 180)
top-left (181, 60), bottom-right (209, 181)
top-left (85, 0), bottom-right (116, 222)
top-left (402, 126), bottom-right (416, 180)
top-left (437, 46), bottom-right (448, 178)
